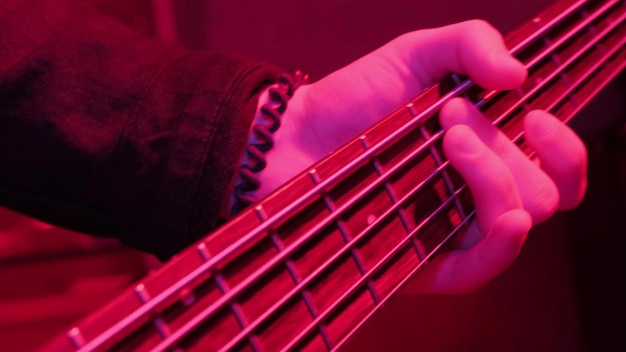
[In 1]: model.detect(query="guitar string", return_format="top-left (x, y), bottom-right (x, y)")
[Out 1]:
top-left (68, 0), bottom-right (612, 350)
top-left (146, 1), bottom-right (624, 350)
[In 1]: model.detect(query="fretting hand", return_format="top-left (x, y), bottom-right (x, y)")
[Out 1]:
top-left (405, 101), bottom-right (586, 294)
top-left (257, 20), bottom-right (587, 294)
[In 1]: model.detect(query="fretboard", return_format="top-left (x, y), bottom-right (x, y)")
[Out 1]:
top-left (43, 0), bottom-right (626, 351)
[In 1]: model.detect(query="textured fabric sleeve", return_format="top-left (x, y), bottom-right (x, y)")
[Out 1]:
top-left (0, 0), bottom-right (282, 260)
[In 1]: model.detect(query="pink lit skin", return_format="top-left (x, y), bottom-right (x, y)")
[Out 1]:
top-left (255, 20), bottom-right (587, 294)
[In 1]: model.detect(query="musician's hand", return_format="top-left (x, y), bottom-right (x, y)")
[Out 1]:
top-left (403, 102), bottom-right (587, 294)
top-left (257, 20), bottom-right (588, 294)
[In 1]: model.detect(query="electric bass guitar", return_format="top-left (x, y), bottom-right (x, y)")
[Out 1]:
top-left (43, 0), bottom-right (626, 350)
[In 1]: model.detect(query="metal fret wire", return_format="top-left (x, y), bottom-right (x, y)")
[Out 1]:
top-left (312, 170), bottom-right (384, 305)
top-left (150, 3), bottom-right (624, 351)
top-left (310, 170), bottom-right (385, 307)
top-left (362, 137), bottom-right (429, 260)
top-left (214, 269), bottom-right (262, 350)
top-left (523, 17), bottom-right (559, 113)
top-left (73, 1), bottom-right (608, 350)
top-left (541, 25), bottom-right (577, 99)
top-left (524, 1), bottom-right (620, 69)
top-left (269, 232), bottom-right (334, 351)
top-left (196, 244), bottom-right (263, 350)
top-left (154, 8), bottom-right (623, 347)
top-left (133, 285), bottom-right (183, 352)
top-left (261, 202), bottom-right (334, 351)
top-left (584, 7), bottom-right (611, 62)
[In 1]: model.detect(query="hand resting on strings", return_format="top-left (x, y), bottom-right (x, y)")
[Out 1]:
top-left (254, 20), bottom-right (588, 294)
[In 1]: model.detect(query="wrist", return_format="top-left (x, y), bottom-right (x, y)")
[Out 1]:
top-left (255, 84), bottom-right (317, 199)
top-left (228, 71), bottom-right (308, 215)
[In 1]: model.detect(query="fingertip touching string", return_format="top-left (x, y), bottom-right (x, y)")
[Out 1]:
top-left (231, 70), bottom-right (308, 215)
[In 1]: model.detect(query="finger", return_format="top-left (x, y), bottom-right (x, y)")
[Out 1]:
top-left (441, 98), bottom-right (559, 224)
top-left (524, 110), bottom-right (587, 209)
top-left (405, 209), bottom-right (531, 294)
top-left (396, 20), bottom-right (527, 90)
top-left (443, 124), bottom-right (522, 233)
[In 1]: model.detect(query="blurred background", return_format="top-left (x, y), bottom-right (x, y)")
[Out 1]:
top-left (0, 0), bottom-right (624, 351)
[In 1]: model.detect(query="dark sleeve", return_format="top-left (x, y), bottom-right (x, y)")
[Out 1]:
top-left (0, 0), bottom-right (282, 260)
